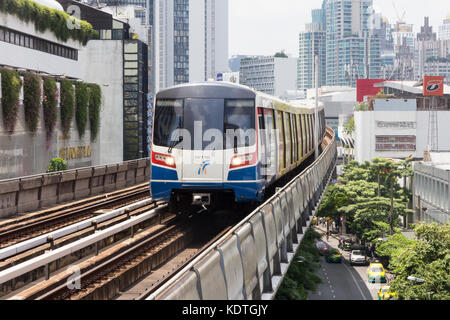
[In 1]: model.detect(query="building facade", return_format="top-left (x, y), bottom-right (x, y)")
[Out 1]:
top-left (0, 0), bottom-right (128, 178)
top-left (324, 0), bottom-right (381, 87)
top-left (240, 56), bottom-right (297, 97)
top-left (413, 159), bottom-right (450, 224)
top-left (439, 13), bottom-right (450, 41)
top-left (153, 0), bottom-right (228, 92)
top-left (354, 81), bottom-right (450, 163)
top-left (298, 24), bottom-right (326, 89)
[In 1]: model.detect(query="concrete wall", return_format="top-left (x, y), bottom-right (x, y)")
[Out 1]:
top-left (0, 12), bottom-right (82, 78)
top-left (274, 57), bottom-right (298, 98)
top-left (0, 12), bottom-right (124, 178)
top-left (354, 111), bottom-right (450, 162)
top-left (0, 158), bottom-right (150, 218)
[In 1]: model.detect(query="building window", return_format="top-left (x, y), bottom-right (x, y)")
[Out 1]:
top-left (375, 135), bottom-right (416, 151)
top-left (0, 26), bottom-right (78, 61)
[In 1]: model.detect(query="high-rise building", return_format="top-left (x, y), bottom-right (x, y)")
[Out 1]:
top-left (439, 13), bottom-right (450, 40)
top-left (324, 0), bottom-right (381, 87)
top-left (153, 0), bottom-right (228, 92)
top-left (298, 23), bottom-right (326, 89)
top-left (417, 17), bottom-right (436, 41)
top-left (415, 17), bottom-right (450, 81)
top-left (240, 56), bottom-right (297, 97)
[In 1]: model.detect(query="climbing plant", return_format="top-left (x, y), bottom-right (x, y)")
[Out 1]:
top-left (75, 82), bottom-right (89, 138)
top-left (0, 0), bottom-right (98, 45)
top-left (22, 72), bottom-right (41, 134)
top-left (0, 68), bottom-right (22, 134)
top-left (88, 84), bottom-right (102, 141)
top-left (42, 76), bottom-right (58, 143)
top-left (59, 80), bottom-right (75, 137)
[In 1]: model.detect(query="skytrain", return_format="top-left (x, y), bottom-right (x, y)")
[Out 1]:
top-left (150, 82), bottom-right (325, 210)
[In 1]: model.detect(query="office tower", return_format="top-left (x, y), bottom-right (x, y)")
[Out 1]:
top-left (153, 0), bottom-right (228, 92)
top-left (324, 0), bottom-right (381, 87)
top-left (439, 13), bottom-right (450, 40)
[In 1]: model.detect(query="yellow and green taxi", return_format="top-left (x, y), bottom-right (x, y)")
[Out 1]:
top-left (377, 286), bottom-right (398, 300)
top-left (368, 263), bottom-right (386, 283)
top-left (325, 248), bottom-right (342, 263)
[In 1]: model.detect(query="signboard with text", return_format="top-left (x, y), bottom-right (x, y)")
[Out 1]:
top-left (423, 76), bottom-right (444, 96)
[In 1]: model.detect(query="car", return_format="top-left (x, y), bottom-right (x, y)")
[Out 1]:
top-left (325, 248), bottom-right (342, 263)
top-left (377, 286), bottom-right (398, 300)
top-left (350, 250), bottom-right (367, 266)
top-left (315, 241), bottom-right (330, 255)
top-left (368, 263), bottom-right (387, 283)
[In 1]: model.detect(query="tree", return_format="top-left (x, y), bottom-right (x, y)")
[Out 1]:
top-left (343, 116), bottom-right (355, 136)
top-left (382, 223), bottom-right (450, 300)
top-left (274, 50), bottom-right (288, 58)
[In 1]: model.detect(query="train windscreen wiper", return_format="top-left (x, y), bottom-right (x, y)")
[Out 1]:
top-left (168, 136), bottom-right (183, 154)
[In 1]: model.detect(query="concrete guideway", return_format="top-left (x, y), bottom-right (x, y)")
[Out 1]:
top-left (143, 128), bottom-right (337, 301)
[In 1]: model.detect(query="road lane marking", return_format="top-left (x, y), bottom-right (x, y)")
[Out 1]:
top-left (343, 262), bottom-right (369, 300)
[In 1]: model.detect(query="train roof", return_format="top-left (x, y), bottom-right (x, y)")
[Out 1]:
top-left (156, 81), bottom-right (323, 114)
top-left (156, 81), bottom-right (256, 99)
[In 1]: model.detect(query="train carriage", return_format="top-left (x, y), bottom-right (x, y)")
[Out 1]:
top-left (150, 82), bottom-right (324, 210)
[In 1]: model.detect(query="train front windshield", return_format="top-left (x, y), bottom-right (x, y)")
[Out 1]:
top-left (153, 99), bottom-right (255, 150)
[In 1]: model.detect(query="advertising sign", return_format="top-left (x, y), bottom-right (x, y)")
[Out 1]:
top-left (356, 79), bottom-right (386, 102)
top-left (423, 76), bottom-right (444, 96)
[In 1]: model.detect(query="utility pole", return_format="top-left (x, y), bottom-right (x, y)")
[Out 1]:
top-left (315, 54), bottom-right (319, 160)
top-left (390, 177), bottom-right (394, 235)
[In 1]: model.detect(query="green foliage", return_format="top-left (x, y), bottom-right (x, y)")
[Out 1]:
top-left (318, 158), bottom-right (414, 241)
top-left (88, 84), bottom-right (101, 141)
top-left (354, 102), bottom-right (368, 111)
top-left (22, 72), bottom-right (41, 133)
top-left (0, 0), bottom-right (98, 45)
top-left (47, 158), bottom-right (68, 172)
top-left (42, 76), bottom-right (58, 143)
top-left (60, 80), bottom-right (75, 137)
top-left (75, 82), bottom-right (89, 138)
top-left (275, 229), bottom-right (323, 300)
top-left (381, 223), bottom-right (450, 300)
top-left (274, 50), bottom-right (288, 58)
top-left (0, 68), bottom-right (22, 134)
top-left (343, 116), bottom-right (355, 136)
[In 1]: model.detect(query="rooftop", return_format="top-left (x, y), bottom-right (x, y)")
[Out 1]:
top-left (374, 80), bottom-right (450, 96)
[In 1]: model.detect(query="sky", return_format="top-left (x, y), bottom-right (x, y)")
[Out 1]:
top-left (229, 0), bottom-right (450, 58)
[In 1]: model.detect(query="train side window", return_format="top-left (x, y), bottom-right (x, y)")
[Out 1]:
top-left (276, 111), bottom-right (285, 170)
top-left (296, 114), bottom-right (301, 160)
top-left (300, 114), bottom-right (305, 157)
top-left (283, 112), bottom-right (291, 167)
top-left (291, 114), bottom-right (297, 164)
top-left (309, 114), bottom-right (313, 151)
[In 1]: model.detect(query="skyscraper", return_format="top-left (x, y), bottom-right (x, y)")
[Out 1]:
top-left (438, 13), bottom-right (450, 41)
top-left (324, 0), bottom-right (381, 87)
top-left (153, 0), bottom-right (228, 92)
top-left (298, 2), bottom-right (326, 90)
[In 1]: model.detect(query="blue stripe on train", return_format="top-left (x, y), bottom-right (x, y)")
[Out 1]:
top-left (150, 180), bottom-right (266, 202)
top-left (151, 165), bottom-right (178, 181)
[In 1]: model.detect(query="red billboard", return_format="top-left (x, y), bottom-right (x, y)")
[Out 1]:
top-left (423, 76), bottom-right (444, 96)
top-left (356, 79), bottom-right (386, 102)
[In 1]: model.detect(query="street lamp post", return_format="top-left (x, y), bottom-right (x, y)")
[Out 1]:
top-left (407, 275), bottom-right (441, 299)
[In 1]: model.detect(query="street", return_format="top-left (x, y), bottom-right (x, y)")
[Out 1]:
top-left (308, 225), bottom-right (389, 300)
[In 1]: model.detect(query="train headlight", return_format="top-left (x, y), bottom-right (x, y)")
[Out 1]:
top-left (152, 152), bottom-right (176, 169)
top-left (229, 152), bottom-right (257, 169)
top-left (231, 156), bottom-right (243, 167)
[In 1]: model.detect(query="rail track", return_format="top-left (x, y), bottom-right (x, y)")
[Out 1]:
top-left (7, 209), bottom-right (244, 300)
top-left (0, 184), bottom-right (150, 249)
